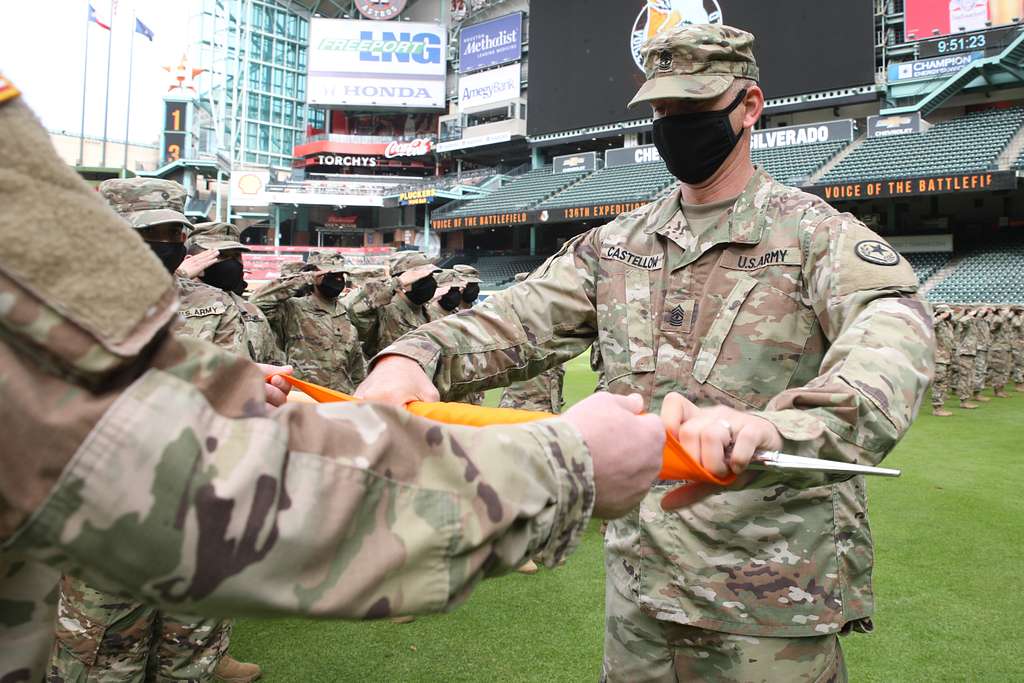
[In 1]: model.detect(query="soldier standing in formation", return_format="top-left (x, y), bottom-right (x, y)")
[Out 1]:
top-left (931, 305), bottom-right (955, 416)
top-left (1, 91), bottom-right (666, 681)
top-left (972, 306), bottom-right (993, 403)
top-left (452, 264), bottom-right (482, 310)
top-left (358, 24), bottom-right (933, 681)
top-left (1012, 306), bottom-right (1024, 391)
top-left (987, 306), bottom-right (1013, 398)
top-left (348, 251), bottom-right (440, 358)
top-left (427, 269), bottom-right (466, 321)
top-left (251, 251), bottom-right (365, 393)
top-left (955, 307), bottom-right (981, 409)
top-left (46, 178), bottom-right (261, 683)
top-left (186, 222), bottom-right (285, 365)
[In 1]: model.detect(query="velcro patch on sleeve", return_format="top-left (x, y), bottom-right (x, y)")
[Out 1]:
top-left (181, 302), bottom-right (227, 318)
top-left (600, 244), bottom-right (663, 270)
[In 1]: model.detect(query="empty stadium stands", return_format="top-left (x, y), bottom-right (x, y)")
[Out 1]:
top-left (926, 246), bottom-right (1024, 304)
top-left (905, 251), bottom-right (950, 284)
top-left (537, 162), bottom-right (676, 209)
top-left (752, 141), bottom-right (848, 185)
top-left (447, 254), bottom-right (548, 289)
top-left (434, 167), bottom-right (587, 218)
top-left (822, 107), bottom-right (1024, 183)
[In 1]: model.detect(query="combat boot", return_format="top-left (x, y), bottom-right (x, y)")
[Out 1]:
top-left (213, 655), bottom-right (261, 683)
top-left (974, 394), bottom-right (992, 402)
top-left (959, 400), bottom-right (979, 409)
top-left (994, 387), bottom-right (1010, 398)
top-left (516, 559), bottom-right (539, 575)
top-left (931, 408), bottom-right (953, 417)
top-left (391, 615), bottom-right (416, 624)
top-left (1015, 384), bottom-right (1024, 392)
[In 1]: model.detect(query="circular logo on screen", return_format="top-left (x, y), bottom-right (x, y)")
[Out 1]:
top-left (355, 0), bottom-right (407, 21)
top-left (854, 240), bottom-right (901, 266)
top-left (631, 0), bottom-right (724, 71)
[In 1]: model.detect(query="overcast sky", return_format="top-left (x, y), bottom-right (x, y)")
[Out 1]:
top-left (2, 0), bottom-right (197, 146)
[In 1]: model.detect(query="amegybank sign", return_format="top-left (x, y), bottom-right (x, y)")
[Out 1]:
top-left (458, 63), bottom-right (521, 111)
top-left (308, 19), bottom-right (446, 109)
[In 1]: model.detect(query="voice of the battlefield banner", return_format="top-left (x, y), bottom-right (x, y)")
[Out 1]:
top-left (808, 170), bottom-right (1017, 200)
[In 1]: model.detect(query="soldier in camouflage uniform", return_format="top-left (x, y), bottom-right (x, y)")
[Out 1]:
top-left (250, 250), bottom-right (365, 393)
top-left (427, 269), bottom-right (466, 321)
top-left (1013, 306), bottom-right (1024, 391)
top-left (498, 274), bottom-right (566, 414)
top-left (186, 223), bottom-right (285, 365)
top-left (348, 251), bottom-right (440, 358)
top-left (0, 89), bottom-right (664, 682)
top-left (452, 264), bottom-right (482, 310)
top-left (358, 25), bottom-right (933, 682)
top-left (973, 305), bottom-right (992, 401)
top-left (987, 306), bottom-right (1013, 398)
top-left (955, 307), bottom-right (981, 409)
top-left (45, 178), bottom-right (258, 682)
top-left (931, 305), bottom-right (955, 416)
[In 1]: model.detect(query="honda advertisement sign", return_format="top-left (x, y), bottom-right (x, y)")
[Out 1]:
top-left (307, 19), bottom-right (446, 109)
top-left (458, 63), bottom-right (521, 111)
top-left (459, 13), bottom-right (523, 73)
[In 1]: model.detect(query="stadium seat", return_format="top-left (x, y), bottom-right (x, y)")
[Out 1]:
top-left (926, 245), bottom-right (1024, 304)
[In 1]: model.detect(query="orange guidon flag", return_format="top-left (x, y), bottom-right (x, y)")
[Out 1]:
top-left (272, 375), bottom-right (736, 486)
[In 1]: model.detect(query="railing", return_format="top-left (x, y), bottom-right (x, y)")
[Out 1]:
top-left (303, 133), bottom-right (437, 145)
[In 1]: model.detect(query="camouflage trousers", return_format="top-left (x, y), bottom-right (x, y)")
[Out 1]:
top-left (1014, 345), bottom-right (1024, 384)
top-left (931, 362), bottom-right (950, 407)
top-left (956, 354), bottom-right (977, 401)
top-left (48, 574), bottom-right (231, 682)
top-left (601, 581), bottom-right (847, 683)
top-left (988, 349), bottom-right (1012, 389)
top-left (973, 350), bottom-right (989, 395)
top-left (0, 554), bottom-right (62, 683)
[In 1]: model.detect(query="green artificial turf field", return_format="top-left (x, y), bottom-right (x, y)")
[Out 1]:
top-left (230, 356), bottom-right (1023, 681)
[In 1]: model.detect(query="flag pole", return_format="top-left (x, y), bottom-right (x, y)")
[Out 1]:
top-left (100, 0), bottom-right (114, 167)
top-left (78, 0), bottom-right (91, 166)
top-left (122, 11), bottom-right (136, 173)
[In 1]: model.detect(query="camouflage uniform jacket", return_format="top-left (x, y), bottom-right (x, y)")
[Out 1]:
top-left (498, 366), bottom-right (566, 414)
top-left (989, 313), bottom-right (1012, 352)
top-left (250, 275), bottom-right (365, 393)
top-left (174, 277), bottom-right (247, 356)
top-left (232, 291), bottom-right (285, 365)
top-left (1013, 312), bottom-right (1024, 349)
top-left (0, 94), bottom-right (595, 681)
top-left (348, 278), bottom-right (431, 358)
top-left (974, 317), bottom-right (992, 351)
top-left (934, 317), bottom-right (955, 364)
top-left (381, 169), bottom-right (934, 637)
top-left (957, 316), bottom-right (979, 355)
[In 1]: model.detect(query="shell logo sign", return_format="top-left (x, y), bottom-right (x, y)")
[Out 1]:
top-left (630, 0), bottom-right (723, 71)
top-left (230, 170), bottom-right (271, 207)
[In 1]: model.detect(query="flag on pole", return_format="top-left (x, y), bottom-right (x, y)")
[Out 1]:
top-left (135, 18), bottom-right (154, 41)
top-left (88, 4), bottom-right (110, 30)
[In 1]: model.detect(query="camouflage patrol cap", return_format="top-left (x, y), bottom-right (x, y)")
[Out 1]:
top-left (453, 264), bottom-right (481, 284)
top-left (628, 24), bottom-right (759, 107)
top-left (189, 221), bottom-right (243, 241)
top-left (280, 260), bottom-right (306, 276)
top-left (99, 177), bottom-right (192, 230)
top-left (389, 250), bottom-right (440, 277)
top-left (307, 249), bottom-right (349, 274)
top-left (187, 234), bottom-right (252, 254)
top-left (434, 269), bottom-right (463, 289)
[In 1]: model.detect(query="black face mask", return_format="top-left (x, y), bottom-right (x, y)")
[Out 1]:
top-left (149, 242), bottom-right (187, 274)
top-left (461, 283), bottom-right (480, 303)
top-left (652, 88), bottom-right (747, 185)
top-left (201, 258), bottom-right (246, 294)
top-left (316, 275), bottom-right (346, 300)
top-left (439, 288), bottom-right (462, 312)
top-left (405, 274), bottom-right (437, 306)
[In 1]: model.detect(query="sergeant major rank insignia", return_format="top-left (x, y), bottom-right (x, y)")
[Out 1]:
top-left (854, 240), bottom-right (900, 266)
top-left (657, 50), bottom-right (674, 72)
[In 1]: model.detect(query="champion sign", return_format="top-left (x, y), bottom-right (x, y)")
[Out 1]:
top-left (308, 19), bottom-right (446, 108)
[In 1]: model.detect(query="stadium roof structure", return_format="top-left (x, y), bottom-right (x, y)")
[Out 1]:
top-left (275, 0), bottom-right (439, 19)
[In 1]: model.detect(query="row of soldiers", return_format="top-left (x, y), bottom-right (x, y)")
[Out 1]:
top-left (931, 304), bottom-right (1024, 415)
top-left (47, 176), bottom-right (567, 680)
